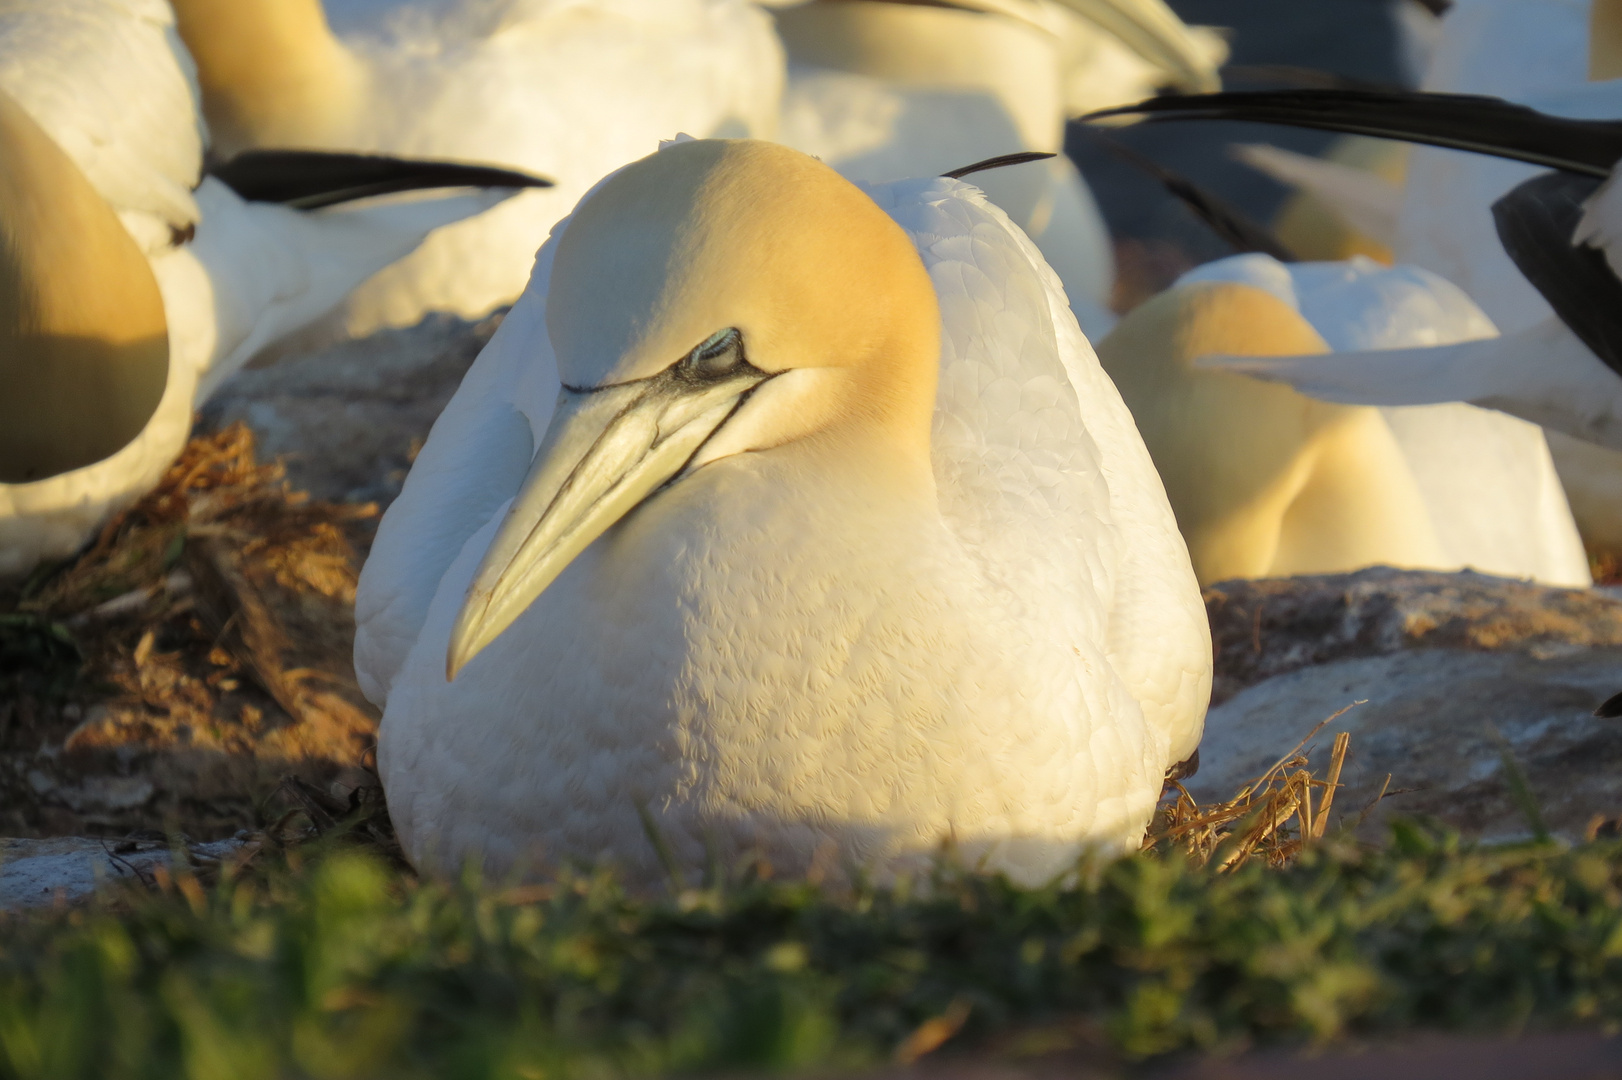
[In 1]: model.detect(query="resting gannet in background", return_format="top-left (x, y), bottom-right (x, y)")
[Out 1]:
top-left (354, 139), bottom-right (1212, 887)
top-left (170, 0), bottom-right (785, 338)
top-left (1087, 90), bottom-right (1622, 463)
top-left (774, 0), bottom-right (1228, 338)
top-left (1097, 277), bottom-right (1450, 584)
top-left (0, 0), bottom-right (546, 576)
top-left (1140, 0), bottom-right (1622, 556)
top-left (1168, 253), bottom-right (1590, 586)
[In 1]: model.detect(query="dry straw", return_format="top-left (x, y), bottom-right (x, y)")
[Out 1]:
top-left (1147, 705), bottom-right (1366, 869)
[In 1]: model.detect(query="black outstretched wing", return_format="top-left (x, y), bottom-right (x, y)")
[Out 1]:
top-left (1493, 172), bottom-right (1622, 378)
top-left (208, 150), bottom-right (553, 210)
top-left (1084, 89), bottom-right (1622, 178)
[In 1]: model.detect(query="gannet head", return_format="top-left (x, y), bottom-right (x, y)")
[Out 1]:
top-left (446, 138), bottom-right (941, 678)
top-left (0, 89), bottom-right (168, 485)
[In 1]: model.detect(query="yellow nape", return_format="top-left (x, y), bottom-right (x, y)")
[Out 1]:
top-left (1594, 0), bottom-right (1622, 80)
top-left (169, 0), bottom-right (364, 154)
top-left (1096, 281), bottom-right (1445, 584)
top-left (1272, 136), bottom-right (1408, 264)
top-left (0, 90), bottom-right (167, 485)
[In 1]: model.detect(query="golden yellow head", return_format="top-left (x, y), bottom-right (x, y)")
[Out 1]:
top-left (448, 138), bottom-right (943, 677)
top-left (0, 89), bottom-right (168, 485)
top-left (548, 138), bottom-right (940, 445)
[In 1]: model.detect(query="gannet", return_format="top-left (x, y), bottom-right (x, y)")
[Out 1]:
top-left (355, 138), bottom-right (1211, 887)
top-left (0, 0), bottom-right (547, 576)
top-left (774, 0), bottom-right (1228, 339)
top-left (1171, 253), bottom-right (1590, 586)
top-left (170, 0), bottom-right (785, 338)
top-left (1086, 89), bottom-right (1622, 452)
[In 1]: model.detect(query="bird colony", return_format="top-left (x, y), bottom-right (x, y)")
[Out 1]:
top-left (2, 0), bottom-right (1618, 888)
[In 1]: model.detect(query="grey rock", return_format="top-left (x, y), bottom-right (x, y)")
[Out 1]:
top-left (1192, 571), bottom-right (1622, 842)
top-left (1205, 567), bottom-right (1622, 705)
top-left (201, 313), bottom-right (501, 506)
top-left (0, 836), bottom-right (248, 911)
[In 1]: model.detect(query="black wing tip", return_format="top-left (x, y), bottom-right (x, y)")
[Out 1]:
top-left (1595, 689), bottom-right (1622, 718)
top-left (1077, 126), bottom-right (1298, 263)
top-left (943, 151), bottom-right (1057, 180)
top-left (1079, 88), bottom-right (1622, 177)
top-left (209, 149), bottom-right (554, 209)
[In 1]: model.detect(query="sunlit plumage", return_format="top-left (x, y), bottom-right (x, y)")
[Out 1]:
top-left (355, 139), bottom-right (1210, 887)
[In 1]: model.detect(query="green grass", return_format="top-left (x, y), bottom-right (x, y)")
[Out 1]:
top-left (3, 822), bottom-right (1622, 1080)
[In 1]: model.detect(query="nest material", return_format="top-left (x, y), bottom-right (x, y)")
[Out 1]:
top-left (1148, 707), bottom-right (1364, 869)
top-left (0, 425), bottom-right (381, 839)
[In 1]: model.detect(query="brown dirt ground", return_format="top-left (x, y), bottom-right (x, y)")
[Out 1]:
top-left (0, 425), bottom-right (380, 840)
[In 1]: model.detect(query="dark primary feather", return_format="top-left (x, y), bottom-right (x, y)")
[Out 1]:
top-left (208, 151), bottom-right (553, 210)
top-left (1493, 172), bottom-right (1622, 379)
top-left (1080, 130), bottom-right (1298, 262)
top-left (942, 151), bottom-right (1056, 179)
top-left (1083, 89), bottom-right (1622, 178)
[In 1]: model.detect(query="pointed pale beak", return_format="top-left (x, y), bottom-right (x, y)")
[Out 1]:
top-left (446, 363), bottom-right (771, 680)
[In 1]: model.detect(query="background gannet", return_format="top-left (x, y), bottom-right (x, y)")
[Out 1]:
top-left (1087, 90), bottom-right (1622, 450)
top-left (774, 0), bottom-right (1228, 338)
top-left (1125, 1), bottom-right (1622, 557)
top-left (0, 0), bottom-right (546, 576)
top-left (355, 138), bottom-right (1211, 887)
top-left (170, 0), bottom-right (785, 338)
top-left (1096, 277), bottom-right (1450, 584)
top-left (1173, 253), bottom-right (1590, 586)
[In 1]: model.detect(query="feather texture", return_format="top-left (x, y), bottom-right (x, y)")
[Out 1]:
top-left (355, 157), bottom-right (1210, 885)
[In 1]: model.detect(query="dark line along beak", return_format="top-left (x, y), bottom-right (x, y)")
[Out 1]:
top-left (1082, 88), bottom-right (1622, 178)
top-left (1494, 171), bottom-right (1622, 378)
top-left (446, 346), bottom-right (772, 680)
top-left (207, 150), bottom-right (554, 210)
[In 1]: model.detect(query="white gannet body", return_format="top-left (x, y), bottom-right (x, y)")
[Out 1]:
top-left (356, 139), bottom-right (1211, 887)
top-left (1176, 253), bottom-right (1590, 586)
top-left (0, 0), bottom-right (524, 575)
top-left (774, 0), bottom-right (1227, 340)
top-left (172, 0), bottom-right (785, 338)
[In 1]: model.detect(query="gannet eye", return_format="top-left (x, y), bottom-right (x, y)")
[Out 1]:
top-left (679, 328), bottom-right (750, 381)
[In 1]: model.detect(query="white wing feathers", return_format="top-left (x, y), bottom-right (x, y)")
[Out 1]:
top-left (1202, 316), bottom-right (1622, 450)
top-left (187, 182), bottom-right (521, 401)
top-left (868, 176), bottom-right (1208, 762)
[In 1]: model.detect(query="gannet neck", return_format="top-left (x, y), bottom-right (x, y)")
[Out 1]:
top-left (776, 2), bottom-right (1065, 150)
top-left (448, 138), bottom-right (941, 675)
top-left (1098, 281), bottom-right (1444, 583)
top-left (0, 89), bottom-right (167, 485)
top-left (1594, 0), bottom-right (1622, 80)
top-left (170, 0), bottom-right (365, 155)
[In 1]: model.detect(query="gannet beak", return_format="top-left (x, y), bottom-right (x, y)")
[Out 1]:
top-left (446, 355), bottom-right (771, 679)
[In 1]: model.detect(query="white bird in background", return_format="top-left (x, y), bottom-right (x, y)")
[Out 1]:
top-left (0, 0), bottom-right (547, 576)
top-left (1189, 0), bottom-right (1622, 555)
top-left (1098, 269), bottom-right (1451, 585)
top-left (355, 139), bottom-right (1211, 887)
top-left (1086, 89), bottom-right (1622, 463)
top-left (170, 0), bottom-right (786, 339)
top-left (774, 0), bottom-right (1228, 338)
top-left (1174, 253), bottom-right (1591, 586)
